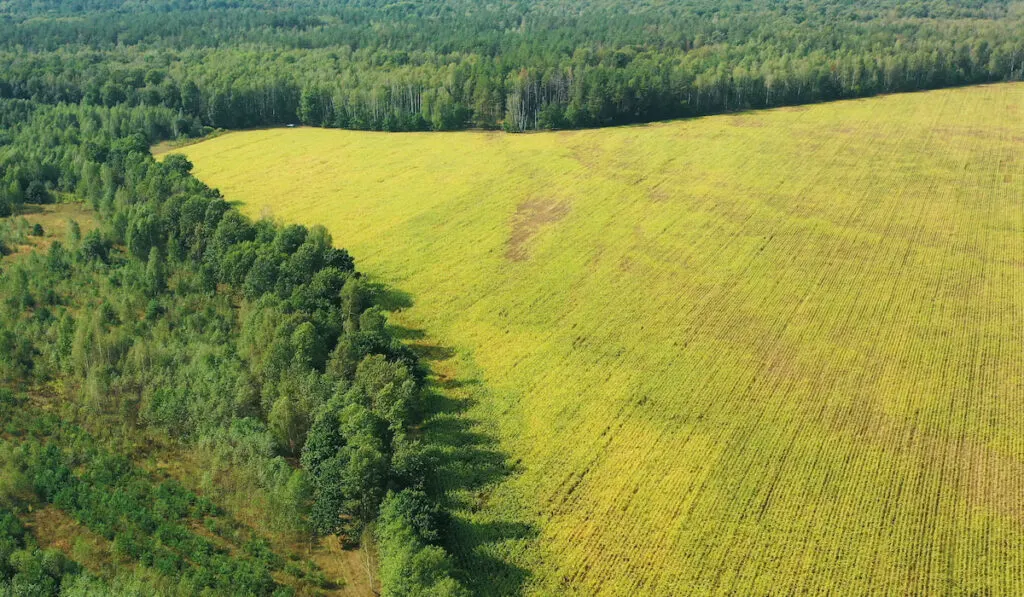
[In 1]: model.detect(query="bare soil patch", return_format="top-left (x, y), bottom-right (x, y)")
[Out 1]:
top-left (506, 199), bottom-right (571, 262)
top-left (24, 506), bottom-right (116, 575)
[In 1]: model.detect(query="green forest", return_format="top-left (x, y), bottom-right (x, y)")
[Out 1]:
top-left (0, 0), bottom-right (1022, 595)
top-left (0, 0), bottom-right (1021, 132)
top-left (0, 101), bottom-right (468, 595)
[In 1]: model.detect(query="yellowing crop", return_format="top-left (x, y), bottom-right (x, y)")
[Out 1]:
top-left (162, 83), bottom-right (1024, 595)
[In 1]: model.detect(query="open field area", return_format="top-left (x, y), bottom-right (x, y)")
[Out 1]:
top-left (163, 83), bottom-right (1024, 595)
top-left (0, 203), bottom-right (97, 261)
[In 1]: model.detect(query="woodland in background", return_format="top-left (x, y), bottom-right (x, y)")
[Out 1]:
top-left (0, 0), bottom-right (1021, 132)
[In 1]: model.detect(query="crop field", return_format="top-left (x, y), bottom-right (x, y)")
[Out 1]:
top-left (162, 83), bottom-right (1024, 595)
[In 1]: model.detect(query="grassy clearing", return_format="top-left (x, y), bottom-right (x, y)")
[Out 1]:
top-left (1, 202), bottom-right (97, 260)
top-left (163, 83), bottom-right (1024, 595)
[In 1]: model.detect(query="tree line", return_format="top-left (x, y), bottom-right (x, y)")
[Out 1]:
top-left (0, 0), bottom-right (1021, 132)
top-left (0, 97), bottom-right (467, 595)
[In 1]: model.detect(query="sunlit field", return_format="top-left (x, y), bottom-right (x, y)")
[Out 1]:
top-left (163, 83), bottom-right (1024, 595)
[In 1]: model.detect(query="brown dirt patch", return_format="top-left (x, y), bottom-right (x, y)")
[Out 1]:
top-left (24, 506), bottom-right (116, 575)
top-left (506, 199), bottom-right (571, 262)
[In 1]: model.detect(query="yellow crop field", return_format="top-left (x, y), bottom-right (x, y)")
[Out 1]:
top-left (161, 83), bottom-right (1024, 595)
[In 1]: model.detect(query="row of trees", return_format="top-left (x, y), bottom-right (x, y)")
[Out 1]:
top-left (0, 0), bottom-right (1021, 131)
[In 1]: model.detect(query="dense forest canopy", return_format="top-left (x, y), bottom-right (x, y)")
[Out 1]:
top-left (0, 0), bottom-right (1021, 131)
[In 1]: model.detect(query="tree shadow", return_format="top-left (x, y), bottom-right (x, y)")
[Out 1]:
top-left (446, 520), bottom-right (535, 595)
top-left (409, 343), bottom-right (457, 363)
top-left (365, 280), bottom-right (413, 311)
top-left (372, 281), bottom-right (535, 594)
top-left (419, 389), bottom-right (540, 593)
top-left (438, 377), bottom-right (479, 392)
top-left (388, 325), bottom-right (425, 341)
top-left (413, 346), bottom-right (536, 595)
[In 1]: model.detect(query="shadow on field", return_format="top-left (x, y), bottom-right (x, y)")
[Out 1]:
top-left (391, 325), bottom-right (457, 361)
top-left (389, 325), bottom-right (425, 341)
top-left (418, 385), bottom-right (536, 596)
top-left (388, 301), bottom-right (536, 595)
top-left (366, 280), bottom-right (414, 312)
top-left (410, 342), bottom-right (458, 362)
